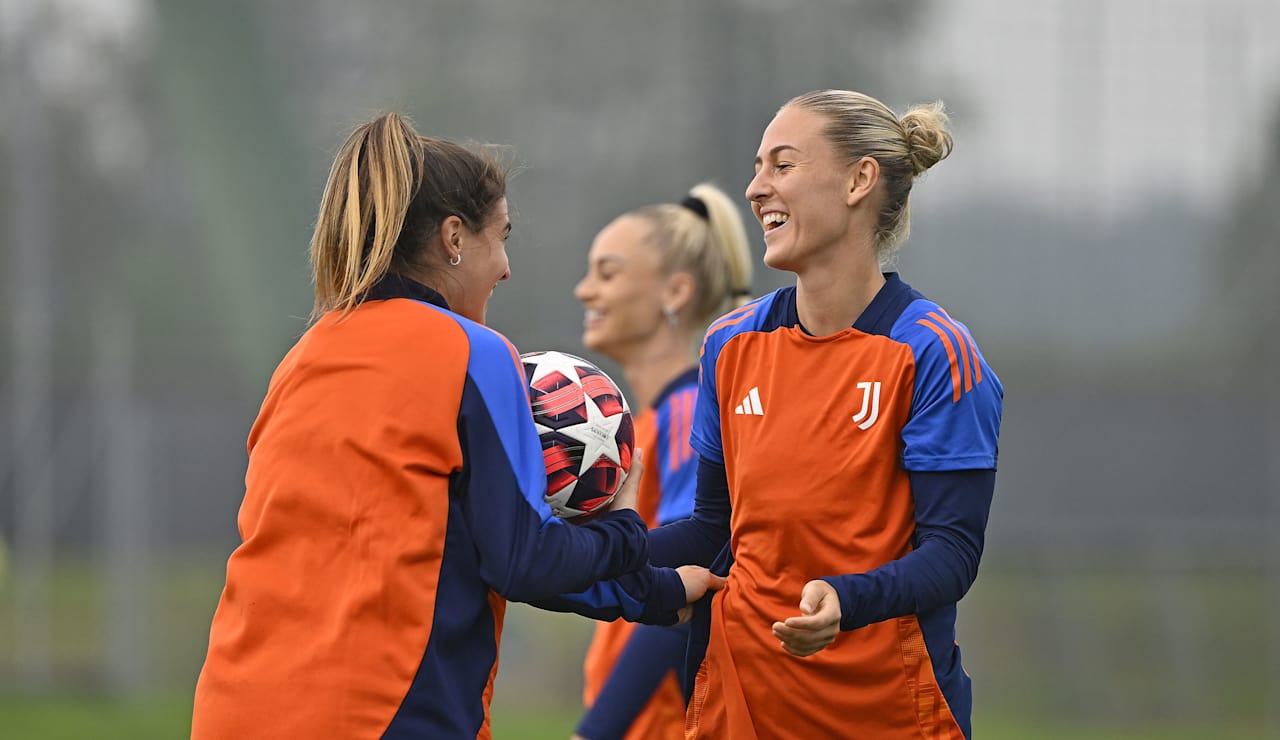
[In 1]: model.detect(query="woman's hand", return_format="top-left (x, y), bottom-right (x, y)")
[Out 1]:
top-left (606, 448), bottom-right (643, 514)
top-left (771, 579), bottom-right (841, 657)
top-left (673, 565), bottom-right (726, 624)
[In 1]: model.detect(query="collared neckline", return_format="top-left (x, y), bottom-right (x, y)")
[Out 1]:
top-left (366, 273), bottom-right (450, 310)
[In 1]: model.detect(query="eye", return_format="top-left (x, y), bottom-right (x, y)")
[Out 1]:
top-left (774, 162), bottom-right (793, 172)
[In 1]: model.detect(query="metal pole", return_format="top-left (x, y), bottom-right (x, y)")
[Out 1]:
top-left (1267, 257), bottom-right (1279, 740)
top-left (95, 300), bottom-right (149, 694)
top-left (8, 34), bottom-right (56, 690)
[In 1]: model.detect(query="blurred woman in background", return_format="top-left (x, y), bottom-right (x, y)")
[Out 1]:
top-left (571, 183), bottom-right (753, 740)
top-left (191, 114), bottom-right (718, 740)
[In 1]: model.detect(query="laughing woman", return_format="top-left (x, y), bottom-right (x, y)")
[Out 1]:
top-left (648, 90), bottom-right (1004, 739)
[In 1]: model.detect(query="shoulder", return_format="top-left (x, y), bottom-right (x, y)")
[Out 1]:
top-left (403, 302), bottom-right (522, 373)
top-left (890, 298), bottom-right (981, 363)
top-left (653, 368), bottom-right (699, 415)
top-left (890, 297), bottom-right (1001, 406)
top-left (701, 288), bottom-right (791, 358)
top-left (458, 315), bottom-right (523, 371)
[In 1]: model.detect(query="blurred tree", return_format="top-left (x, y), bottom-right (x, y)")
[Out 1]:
top-left (151, 0), bottom-right (314, 388)
top-left (1218, 100), bottom-right (1280, 372)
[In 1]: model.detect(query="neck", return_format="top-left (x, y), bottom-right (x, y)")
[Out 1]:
top-left (794, 249), bottom-right (885, 337)
top-left (612, 330), bottom-right (697, 411)
top-left (401, 267), bottom-right (452, 304)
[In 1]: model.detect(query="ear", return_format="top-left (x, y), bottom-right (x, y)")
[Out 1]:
top-left (662, 271), bottom-right (696, 316)
top-left (439, 215), bottom-right (464, 261)
top-left (846, 156), bottom-right (880, 208)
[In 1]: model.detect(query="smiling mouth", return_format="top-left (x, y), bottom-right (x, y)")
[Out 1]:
top-left (762, 212), bottom-right (790, 232)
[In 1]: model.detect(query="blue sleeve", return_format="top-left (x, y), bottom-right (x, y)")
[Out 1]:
top-left (575, 622), bottom-right (692, 740)
top-left (648, 458), bottom-right (732, 569)
top-left (527, 565), bottom-right (688, 625)
top-left (821, 469), bottom-right (994, 630)
top-left (893, 304), bottom-right (1003, 472)
top-left (688, 322), bottom-right (726, 466)
top-left (530, 457), bottom-right (731, 623)
top-left (455, 320), bottom-right (650, 601)
top-left (654, 387), bottom-right (698, 525)
top-left (648, 317), bottom-right (735, 566)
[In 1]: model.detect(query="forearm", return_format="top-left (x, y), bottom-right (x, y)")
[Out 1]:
top-left (822, 469), bottom-right (995, 631)
top-left (648, 458), bottom-right (731, 568)
top-left (526, 565), bottom-right (687, 625)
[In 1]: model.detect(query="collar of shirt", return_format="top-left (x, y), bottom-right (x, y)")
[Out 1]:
top-left (366, 273), bottom-right (450, 310)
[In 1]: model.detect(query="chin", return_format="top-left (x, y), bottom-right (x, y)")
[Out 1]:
top-left (582, 329), bottom-right (610, 353)
top-left (762, 245), bottom-right (795, 273)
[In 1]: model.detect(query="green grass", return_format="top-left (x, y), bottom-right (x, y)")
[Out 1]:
top-left (0, 695), bottom-right (1270, 740)
top-left (0, 560), bottom-right (1273, 737)
top-left (0, 694), bottom-right (194, 740)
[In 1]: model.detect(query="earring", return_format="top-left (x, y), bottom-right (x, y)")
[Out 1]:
top-left (663, 306), bottom-right (678, 328)
top-left (449, 253), bottom-right (462, 267)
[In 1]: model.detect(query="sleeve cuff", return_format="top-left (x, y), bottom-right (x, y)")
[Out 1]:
top-left (639, 566), bottom-right (688, 626)
top-left (820, 575), bottom-right (862, 631)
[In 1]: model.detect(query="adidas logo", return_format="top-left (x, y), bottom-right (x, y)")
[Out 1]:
top-left (733, 387), bottom-right (764, 416)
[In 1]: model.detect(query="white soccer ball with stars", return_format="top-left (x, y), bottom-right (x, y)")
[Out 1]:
top-left (520, 351), bottom-right (635, 519)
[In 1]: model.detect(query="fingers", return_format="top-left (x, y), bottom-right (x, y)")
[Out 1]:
top-left (675, 565), bottom-right (727, 603)
top-left (771, 619), bottom-right (837, 657)
top-left (624, 447), bottom-right (643, 490)
top-left (771, 579), bottom-right (842, 657)
top-left (608, 448), bottom-right (644, 513)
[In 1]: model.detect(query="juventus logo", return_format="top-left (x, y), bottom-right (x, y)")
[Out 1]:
top-left (851, 381), bottom-right (881, 430)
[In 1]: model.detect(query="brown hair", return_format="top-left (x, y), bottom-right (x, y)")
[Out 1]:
top-left (788, 90), bottom-right (953, 259)
top-left (309, 113), bottom-right (507, 320)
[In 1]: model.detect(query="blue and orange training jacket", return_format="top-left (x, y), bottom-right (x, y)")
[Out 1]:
top-left (191, 275), bottom-right (669, 740)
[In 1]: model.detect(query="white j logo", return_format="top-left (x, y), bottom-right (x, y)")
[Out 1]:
top-left (852, 381), bottom-right (881, 430)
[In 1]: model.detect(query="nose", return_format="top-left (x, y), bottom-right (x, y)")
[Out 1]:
top-left (574, 273), bottom-right (592, 303)
top-left (745, 169), bottom-right (769, 204)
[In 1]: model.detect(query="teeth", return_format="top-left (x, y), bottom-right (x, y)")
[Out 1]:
top-left (762, 212), bottom-right (789, 228)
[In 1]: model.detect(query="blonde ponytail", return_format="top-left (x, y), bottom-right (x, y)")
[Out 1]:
top-left (688, 183), bottom-right (753, 315)
top-left (631, 183), bottom-right (754, 333)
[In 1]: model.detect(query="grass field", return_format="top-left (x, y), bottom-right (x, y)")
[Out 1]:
top-left (0, 693), bottom-right (1270, 739)
top-left (0, 559), bottom-right (1273, 738)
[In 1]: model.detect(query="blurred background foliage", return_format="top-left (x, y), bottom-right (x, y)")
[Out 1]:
top-left (1, 0), bottom-right (1277, 737)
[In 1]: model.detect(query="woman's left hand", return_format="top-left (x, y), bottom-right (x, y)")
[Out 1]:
top-left (771, 579), bottom-right (841, 657)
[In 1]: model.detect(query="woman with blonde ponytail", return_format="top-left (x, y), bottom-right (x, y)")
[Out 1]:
top-left (571, 183), bottom-right (752, 740)
top-left (192, 114), bottom-right (720, 740)
top-left (642, 91), bottom-right (1005, 739)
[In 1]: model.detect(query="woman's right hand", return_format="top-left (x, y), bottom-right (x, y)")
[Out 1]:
top-left (606, 448), bottom-right (644, 514)
top-left (674, 565), bottom-right (726, 624)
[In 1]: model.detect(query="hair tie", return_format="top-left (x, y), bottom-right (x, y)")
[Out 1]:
top-left (730, 288), bottom-right (752, 299)
top-left (680, 195), bottom-right (709, 220)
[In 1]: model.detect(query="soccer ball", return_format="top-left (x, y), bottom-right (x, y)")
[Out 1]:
top-left (520, 351), bottom-right (635, 519)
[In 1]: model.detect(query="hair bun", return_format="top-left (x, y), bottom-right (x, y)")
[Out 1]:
top-left (900, 102), bottom-right (954, 176)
